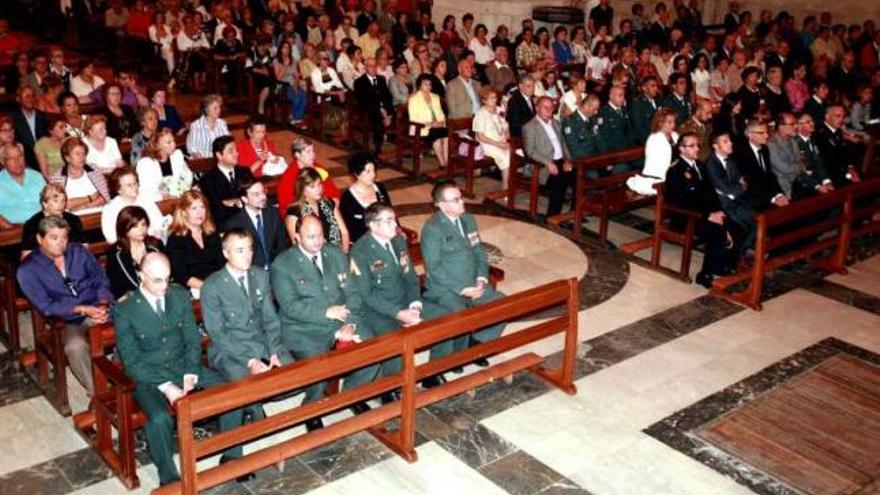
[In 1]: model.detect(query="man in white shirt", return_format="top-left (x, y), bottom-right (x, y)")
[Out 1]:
top-left (522, 97), bottom-right (575, 217)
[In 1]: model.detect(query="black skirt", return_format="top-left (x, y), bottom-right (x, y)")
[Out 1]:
top-left (422, 127), bottom-right (449, 145)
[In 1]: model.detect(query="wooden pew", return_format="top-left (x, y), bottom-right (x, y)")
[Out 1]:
top-left (154, 278), bottom-right (578, 494)
top-left (619, 183), bottom-right (704, 282)
top-left (393, 105), bottom-right (427, 177)
top-left (426, 117), bottom-right (500, 198)
top-left (548, 146), bottom-right (648, 241)
top-left (485, 138), bottom-right (542, 218)
top-left (710, 183), bottom-right (860, 310)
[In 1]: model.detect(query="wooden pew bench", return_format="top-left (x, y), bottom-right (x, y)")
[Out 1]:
top-left (425, 117), bottom-right (501, 198)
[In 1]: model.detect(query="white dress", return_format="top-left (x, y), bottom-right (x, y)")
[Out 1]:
top-left (472, 107), bottom-right (510, 170)
top-left (101, 195), bottom-right (167, 243)
top-left (691, 69), bottom-right (711, 100)
top-left (136, 149), bottom-right (194, 202)
top-left (626, 131), bottom-right (679, 195)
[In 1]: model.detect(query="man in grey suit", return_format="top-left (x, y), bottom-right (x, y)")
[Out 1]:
top-left (222, 177), bottom-right (288, 270)
top-left (270, 216), bottom-right (378, 430)
top-left (201, 228), bottom-right (293, 384)
top-left (445, 59), bottom-right (482, 120)
top-left (768, 112), bottom-right (833, 200)
top-left (522, 96), bottom-right (575, 217)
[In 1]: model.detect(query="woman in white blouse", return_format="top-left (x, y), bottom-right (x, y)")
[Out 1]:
top-left (586, 41), bottom-right (611, 85)
top-left (136, 128), bottom-right (194, 201)
top-left (101, 166), bottom-right (166, 242)
top-left (83, 115), bottom-right (124, 175)
top-left (626, 108), bottom-right (679, 195)
top-left (336, 44), bottom-right (365, 90)
top-left (69, 59), bottom-right (105, 103)
top-left (148, 12), bottom-right (176, 75)
top-left (473, 87), bottom-right (511, 189)
top-left (468, 24), bottom-right (495, 66)
top-left (690, 53), bottom-right (712, 101)
top-left (310, 53), bottom-right (346, 101)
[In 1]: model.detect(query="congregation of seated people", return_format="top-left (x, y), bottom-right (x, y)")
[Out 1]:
top-left (0, 0), bottom-right (878, 488)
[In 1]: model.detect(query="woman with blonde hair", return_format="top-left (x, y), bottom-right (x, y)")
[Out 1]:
top-left (284, 167), bottom-right (350, 251)
top-left (20, 184), bottom-right (84, 258)
top-left (165, 190), bottom-right (224, 295)
top-left (53, 137), bottom-right (111, 212)
top-left (626, 108), bottom-right (680, 195)
top-left (83, 114), bottom-right (125, 175)
top-left (472, 87), bottom-right (511, 188)
top-left (136, 128), bottom-right (194, 201)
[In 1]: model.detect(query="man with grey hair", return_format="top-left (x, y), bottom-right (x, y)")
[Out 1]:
top-left (769, 112), bottom-right (833, 200)
top-left (506, 75), bottom-right (536, 138)
top-left (17, 215), bottom-right (113, 397)
top-left (485, 46), bottom-right (515, 93)
top-left (522, 96), bottom-right (575, 217)
top-left (0, 143), bottom-right (46, 230)
top-left (733, 119), bottom-right (789, 210)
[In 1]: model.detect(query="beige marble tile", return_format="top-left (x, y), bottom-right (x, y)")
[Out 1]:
top-left (0, 397), bottom-right (88, 476)
top-left (826, 255), bottom-right (880, 298)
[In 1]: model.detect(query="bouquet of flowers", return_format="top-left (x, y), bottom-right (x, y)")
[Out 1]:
top-left (160, 175), bottom-right (192, 198)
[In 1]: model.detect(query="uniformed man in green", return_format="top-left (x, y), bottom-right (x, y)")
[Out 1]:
top-left (201, 229), bottom-right (294, 427)
top-left (113, 253), bottom-right (246, 487)
top-left (350, 203), bottom-right (449, 388)
top-left (630, 76), bottom-right (661, 144)
top-left (597, 86), bottom-right (636, 172)
top-left (270, 215), bottom-right (377, 430)
top-left (676, 99), bottom-right (714, 162)
top-left (563, 93), bottom-right (601, 162)
top-left (420, 181), bottom-right (506, 376)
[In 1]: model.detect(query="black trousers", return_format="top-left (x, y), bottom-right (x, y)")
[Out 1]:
top-left (546, 159), bottom-right (576, 217)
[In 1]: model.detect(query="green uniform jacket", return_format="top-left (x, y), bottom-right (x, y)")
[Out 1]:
top-left (113, 285), bottom-right (201, 386)
top-left (350, 233), bottom-right (421, 320)
top-left (597, 103), bottom-right (635, 153)
top-left (563, 111), bottom-right (601, 160)
top-left (270, 245), bottom-right (362, 350)
top-left (420, 211), bottom-right (489, 302)
top-left (201, 266), bottom-right (285, 372)
top-left (630, 94), bottom-right (659, 145)
top-left (662, 93), bottom-right (693, 126)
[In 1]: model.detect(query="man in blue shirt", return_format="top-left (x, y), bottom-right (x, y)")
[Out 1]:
top-left (17, 215), bottom-right (113, 396)
top-left (0, 143), bottom-right (45, 229)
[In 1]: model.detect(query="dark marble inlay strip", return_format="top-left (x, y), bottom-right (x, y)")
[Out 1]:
top-left (477, 450), bottom-right (593, 495)
top-left (0, 351), bottom-right (43, 408)
top-left (643, 337), bottom-right (880, 495)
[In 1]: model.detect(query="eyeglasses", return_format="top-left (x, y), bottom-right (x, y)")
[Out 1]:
top-left (372, 217), bottom-right (397, 225)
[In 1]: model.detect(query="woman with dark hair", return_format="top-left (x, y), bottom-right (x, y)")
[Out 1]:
top-left (690, 53), bottom-right (711, 100)
top-left (389, 58), bottom-right (413, 105)
top-left (149, 88), bottom-right (184, 134)
top-left (285, 168), bottom-right (350, 251)
top-left (69, 58), bottom-right (105, 103)
top-left (428, 58), bottom-right (448, 100)
top-left (408, 73), bottom-right (449, 167)
top-left (101, 83), bottom-right (139, 141)
top-left (52, 137), bottom-right (110, 212)
top-left (165, 190), bottom-right (224, 295)
top-left (57, 91), bottom-right (86, 138)
top-left (34, 116), bottom-right (69, 179)
top-left (106, 205), bottom-right (165, 299)
top-left (713, 93), bottom-right (746, 138)
top-left (438, 15), bottom-right (460, 52)
top-left (340, 152), bottom-right (392, 242)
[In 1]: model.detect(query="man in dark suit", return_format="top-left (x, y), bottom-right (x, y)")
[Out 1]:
top-left (804, 82), bottom-right (829, 126)
top-left (353, 57), bottom-right (395, 155)
top-left (733, 120), bottom-right (790, 211)
top-left (662, 73), bottom-right (693, 126)
top-left (630, 76), bottom-right (660, 145)
top-left (113, 253), bottom-right (248, 486)
top-left (764, 40), bottom-right (794, 76)
top-left (505, 76), bottom-right (536, 139)
top-left (199, 135), bottom-right (256, 226)
top-left (11, 85), bottom-right (48, 171)
top-left (666, 133), bottom-right (741, 287)
top-left (792, 114), bottom-right (834, 199)
top-left (706, 132), bottom-right (756, 241)
top-left (814, 105), bottom-right (864, 186)
top-left (223, 177), bottom-right (287, 270)
top-left (723, 1), bottom-right (742, 33)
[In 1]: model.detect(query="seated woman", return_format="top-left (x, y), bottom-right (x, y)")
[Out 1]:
top-left (340, 152), bottom-right (391, 243)
top-left (273, 40), bottom-right (308, 126)
top-left (626, 108), bottom-right (679, 195)
top-left (58, 91), bottom-right (86, 139)
top-left (235, 116), bottom-right (286, 177)
top-left (101, 166), bottom-right (166, 243)
top-left (20, 184), bottom-right (83, 259)
top-left (407, 73), bottom-right (449, 168)
top-left (70, 58), bottom-right (106, 103)
top-left (473, 87), bottom-right (511, 189)
top-left (309, 51), bottom-right (348, 135)
top-left (106, 205), bottom-right (165, 299)
top-left (165, 190), bottom-right (224, 297)
top-left (34, 115), bottom-right (68, 180)
top-left (101, 83), bottom-right (140, 141)
top-left (389, 58), bottom-right (413, 106)
top-left (83, 114), bottom-right (125, 175)
top-left (136, 128), bottom-right (194, 201)
top-left (185, 93), bottom-right (230, 158)
top-left (278, 137), bottom-right (340, 214)
top-left (285, 168), bottom-right (350, 251)
top-left (129, 106), bottom-right (159, 165)
top-left (51, 137), bottom-right (110, 213)
top-left (149, 88), bottom-right (184, 134)
top-left (36, 75), bottom-right (64, 114)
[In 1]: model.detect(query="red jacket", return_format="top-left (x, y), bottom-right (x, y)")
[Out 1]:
top-left (276, 160), bottom-right (341, 216)
top-left (236, 138), bottom-right (279, 177)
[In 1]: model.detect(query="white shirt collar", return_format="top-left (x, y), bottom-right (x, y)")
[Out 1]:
top-left (139, 286), bottom-right (163, 310)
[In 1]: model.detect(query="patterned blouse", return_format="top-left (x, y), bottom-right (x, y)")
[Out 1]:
top-left (286, 198), bottom-right (342, 248)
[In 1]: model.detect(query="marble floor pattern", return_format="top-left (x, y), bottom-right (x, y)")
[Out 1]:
top-left (2, 113), bottom-right (880, 495)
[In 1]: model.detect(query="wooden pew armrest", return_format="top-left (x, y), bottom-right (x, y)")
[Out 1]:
top-left (662, 204), bottom-right (703, 220)
top-left (93, 356), bottom-right (136, 394)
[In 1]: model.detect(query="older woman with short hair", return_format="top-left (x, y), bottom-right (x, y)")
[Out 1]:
top-left (101, 166), bottom-right (166, 243)
top-left (83, 114), bottom-right (125, 175)
top-left (20, 183), bottom-right (84, 258)
top-left (53, 137), bottom-right (110, 212)
top-left (185, 93), bottom-right (230, 157)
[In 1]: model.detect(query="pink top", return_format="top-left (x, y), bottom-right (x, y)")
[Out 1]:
top-left (785, 78), bottom-right (810, 113)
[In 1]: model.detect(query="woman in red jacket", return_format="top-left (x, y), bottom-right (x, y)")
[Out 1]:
top-left (235, 116), bottom-right (286, 177)
top-left (276, 137), bottom-right (340, 215)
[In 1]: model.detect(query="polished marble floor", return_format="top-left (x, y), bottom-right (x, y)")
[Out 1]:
top-left (1, 111), bottom-right (879, 495)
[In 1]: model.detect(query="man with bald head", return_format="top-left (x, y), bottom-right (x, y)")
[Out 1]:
top-left (597, 86), bottom-right (635, 165)
top-left (271, 216), bottom-right (378, 430)
top-left (113, 252), bottom-right (250, 486)
top-left (677, 99), bottom-right (714, 161)
top-left (354, 56), bottom-right (394, 155)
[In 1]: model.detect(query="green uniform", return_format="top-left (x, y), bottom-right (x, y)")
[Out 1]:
top-left (630, 94), bottom-right (659, 145)
top-left (113, 285), bottom-right (243, 485)
top-left (597, 103), bottom-right (637, 173)
top-left (350, 233), bottom-right (448, 371)
top-left (563, 110), bottom-right (600, 161)
top-left (270, 245), bottom-right (379, 404)
top-left (420, 211), bottom-right (505, 345)
top-left (201, 266), bottom-right (294, 378)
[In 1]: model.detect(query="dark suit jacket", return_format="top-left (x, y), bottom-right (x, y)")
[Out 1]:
top-left (705, 152), bottom-right (753, 224)
top-left (630, 94), bottom-right (658, 144)
top-left (506, 89), bottom-right (535, 138)
top-left (353, 73), bottom-right (394, 121)
top-left (223, 206), bottom-right (288, 270)
top-left (12, 107), bottom-right (48, 171)
top-left (665, 158), bottom-right (722, 218)
top-left (814, 124), bottom-right (854, 186)
top-left (198, 165), bottom-right (256, 226)
top-left (733, 140), bottom-right (784, 209)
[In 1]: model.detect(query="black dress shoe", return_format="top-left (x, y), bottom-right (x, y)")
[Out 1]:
top-left (695, 271), bottom-right (713, 289)
top-left (421, 374), bottom-right (447, 389)
top-left (305, 418), bottom-right (324, 432)
top-left (350, 402), bottom-right (371, 415)
top-left (472, 357), bottom-right (490, 367)
top-left (380, 391), bottom-right (400, 404)
top-left (450, 366), bottom-right (464, 374)
top-left (219, 456), bottom-right (256, 483)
